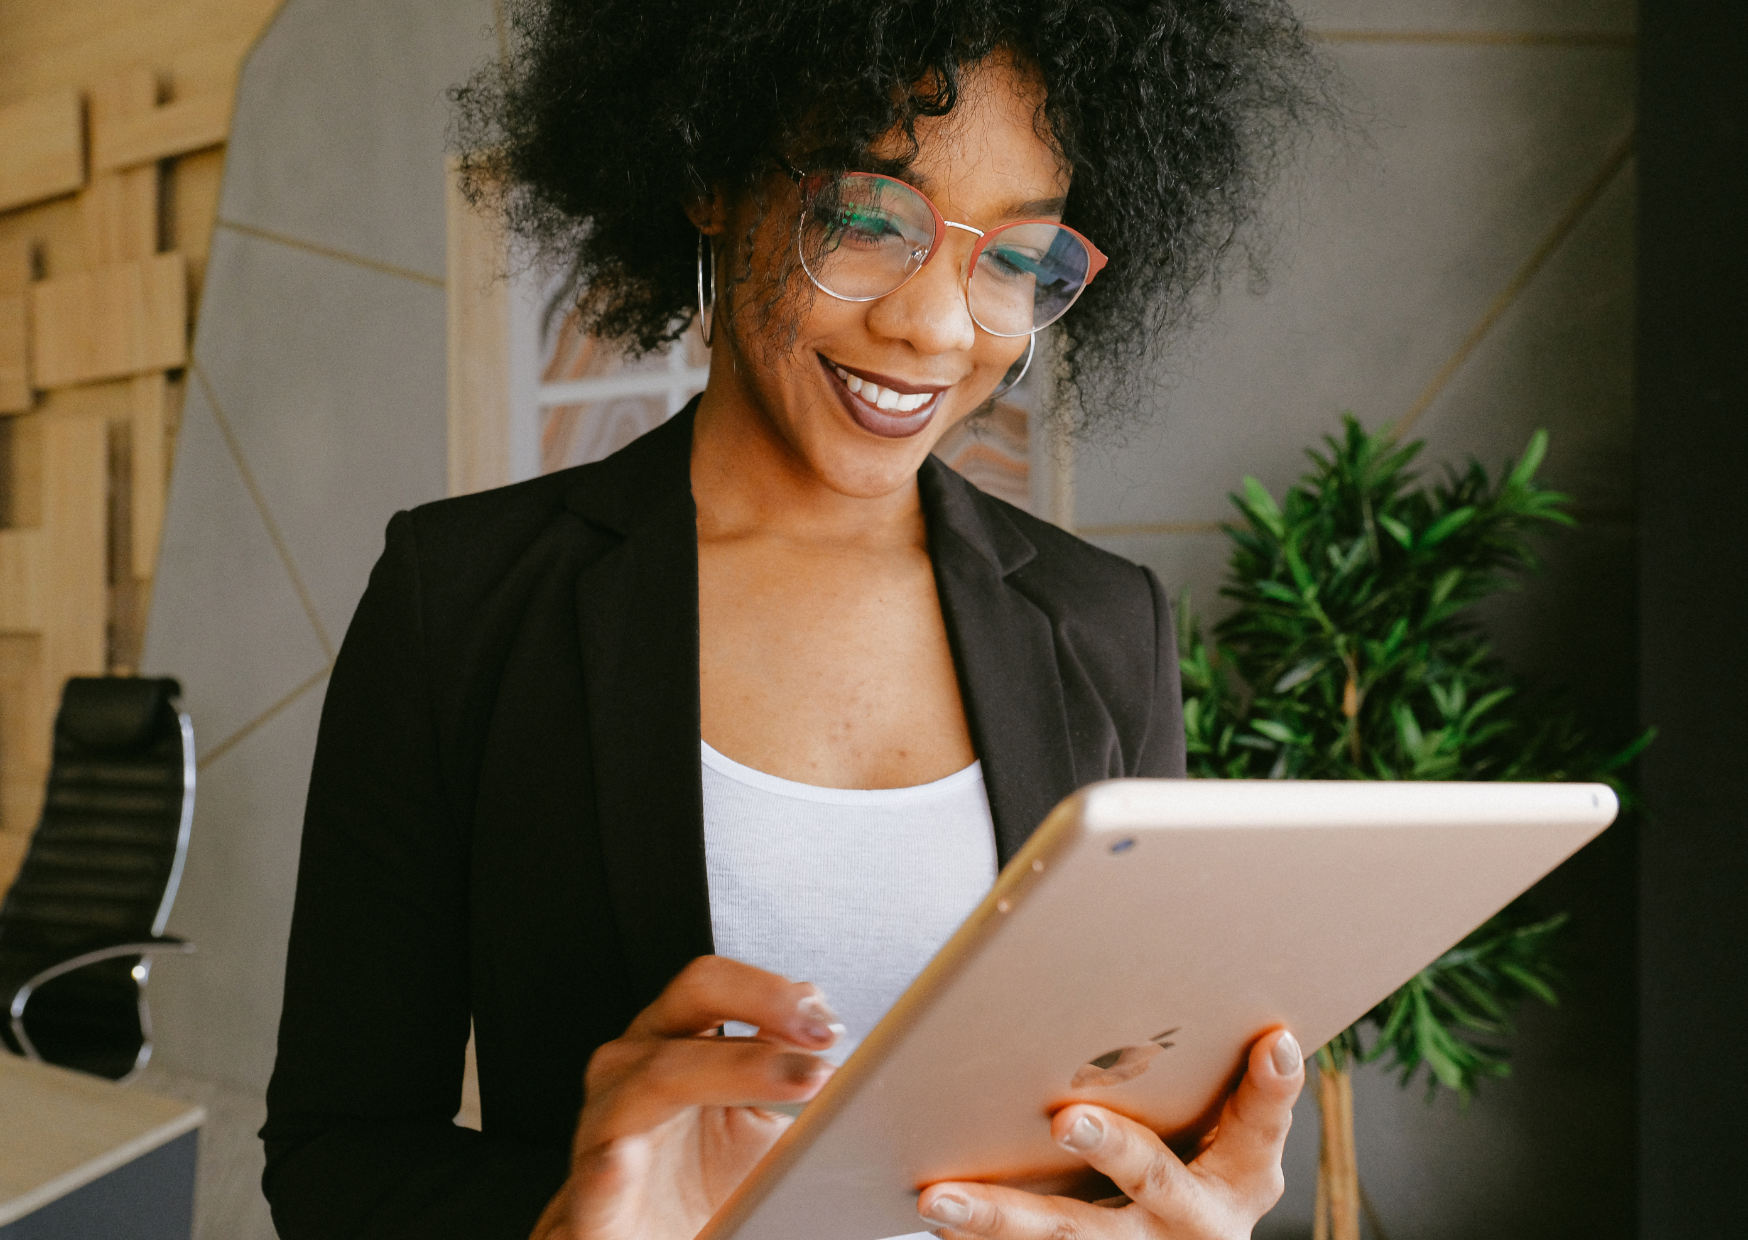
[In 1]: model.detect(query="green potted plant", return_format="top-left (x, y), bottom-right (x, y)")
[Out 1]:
top-left (1175, 419), bottom-right (1648, 1240)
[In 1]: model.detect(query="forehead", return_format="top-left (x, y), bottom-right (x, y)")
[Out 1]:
top-left (869, 55), bottom-right (1068, 210)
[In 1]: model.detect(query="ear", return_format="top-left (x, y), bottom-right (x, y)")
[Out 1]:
top-left (684, 188), bottom-right (728, 235)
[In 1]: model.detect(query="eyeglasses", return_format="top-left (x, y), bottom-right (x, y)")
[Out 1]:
top-left (780, 162), bottom-right (1107, 339)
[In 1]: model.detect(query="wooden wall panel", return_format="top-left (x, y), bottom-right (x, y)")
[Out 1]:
top-left (3, 411), bottom-right (44, 528)
top-left (0, 0), bottom-right (284, 859)
top-left (0, 530), bottom-right (46, 630)
top-left (93, 91), bottom-right (231, 173)
top-left (0, 295), bottom-right (27, 412)
top-left (172, 147), bottom-right (225, 305)
top-left (0, 3), bottom-right (280, 105)
top-left (129, 373), bottom-right (169, 580)
top-left (0, 91), bottom-right (84, 213)
top-left (40, 413), bottom-right (109, 681)
top-left (30, 253), bottom-right (188, 388)
top-left (0, 633), bottom-right (46, 882)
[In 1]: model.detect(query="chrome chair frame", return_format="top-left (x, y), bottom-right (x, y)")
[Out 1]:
top-left (2, 708), bottom-right (196, 1084)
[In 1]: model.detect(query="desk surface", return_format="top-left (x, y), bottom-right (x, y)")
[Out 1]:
top-left (0, 1053), bottom-right (205, 1225)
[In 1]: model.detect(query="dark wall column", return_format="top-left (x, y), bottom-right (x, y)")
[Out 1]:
top-left (1638, 3), bottom-right (1748, 1235)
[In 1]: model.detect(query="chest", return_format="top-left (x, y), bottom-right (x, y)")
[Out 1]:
top-left (696, 535), bottom-right (975, 788)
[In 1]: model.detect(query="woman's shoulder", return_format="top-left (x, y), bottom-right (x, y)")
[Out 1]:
top-left (920, 455), bottom-right (1167, 624)
top-left (391, 411), bottom-right (693, 594)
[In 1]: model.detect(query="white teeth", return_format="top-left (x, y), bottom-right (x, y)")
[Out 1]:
top-left (832, 362), bottom-right (933, 414)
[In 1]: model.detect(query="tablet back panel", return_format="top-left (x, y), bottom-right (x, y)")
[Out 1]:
top-left (700, 779), bottom-right (1617, 1240)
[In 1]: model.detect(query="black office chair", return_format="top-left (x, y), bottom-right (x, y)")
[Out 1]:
top-left (0, 677), bottom-right (195, 1082)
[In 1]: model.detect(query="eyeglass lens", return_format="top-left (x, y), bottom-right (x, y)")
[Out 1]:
top-left (798, 172), bottom-right (1094, 337)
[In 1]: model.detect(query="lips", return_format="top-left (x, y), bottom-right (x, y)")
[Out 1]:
top-left (818, 355), bottom-right (948, 440)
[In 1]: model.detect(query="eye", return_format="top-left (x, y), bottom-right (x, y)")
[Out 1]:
top-left (818, 204), bottom-right (908, 248)
top-left (980, 243), bottom-right (1047, 282)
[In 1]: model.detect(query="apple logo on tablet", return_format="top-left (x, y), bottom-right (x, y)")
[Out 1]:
top-left (1072, 1028), bottom-right (1180, 1088)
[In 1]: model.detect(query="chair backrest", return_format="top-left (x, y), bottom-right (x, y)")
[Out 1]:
top-left (0, 677), bottom-right (193, 975)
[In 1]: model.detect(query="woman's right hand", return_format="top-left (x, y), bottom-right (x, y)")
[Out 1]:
top-left (531, 956), bottom-right (842, 1240)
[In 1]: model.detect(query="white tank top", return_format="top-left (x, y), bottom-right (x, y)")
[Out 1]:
top-left (700, 739), bottom-right (999, 1064)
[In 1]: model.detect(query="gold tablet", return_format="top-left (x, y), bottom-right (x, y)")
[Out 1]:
top-left (699, 779), bottom-right (1618, 1240)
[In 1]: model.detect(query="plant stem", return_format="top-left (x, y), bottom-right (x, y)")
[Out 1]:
top-left (1341, 654), bottom-right (1363, 766)
top-left (1317, 1062), bottom-right (1361, 1240)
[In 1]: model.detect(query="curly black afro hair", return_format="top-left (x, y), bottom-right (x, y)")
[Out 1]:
top-left (453, 0), bottom-right (1325, 428)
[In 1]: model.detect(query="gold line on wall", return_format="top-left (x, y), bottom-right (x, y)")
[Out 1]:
top-left (196, 661), bottom-right (331, 771)
top-left (1311, 30), bottom-right (1636, 49)
top-left (215, 218), bottom-right (445, 288)
top-left (192, 360), bottom-right (336, 659)
top-left (1078, 520), bottom-right (1227, 538)
top-left (1393, 130), bottom-right (1636, 438)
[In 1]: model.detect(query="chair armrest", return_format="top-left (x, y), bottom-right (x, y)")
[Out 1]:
top-left (4, 937), bottom-right (195, 1056)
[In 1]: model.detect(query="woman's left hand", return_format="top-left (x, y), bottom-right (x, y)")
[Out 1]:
top-left (917, 1029), bottom-right (1305, 1240)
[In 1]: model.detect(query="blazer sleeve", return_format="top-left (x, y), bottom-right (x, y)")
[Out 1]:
top-left (260, 511), bottom-right (567, 1239)
top-left (1138, 566), bottom-right (1189, 779)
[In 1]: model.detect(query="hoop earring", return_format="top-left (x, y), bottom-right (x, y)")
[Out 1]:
top-left (990, 332), bottom-right (1035, 401)
top-left (696, 233), bottom-right (716, 347)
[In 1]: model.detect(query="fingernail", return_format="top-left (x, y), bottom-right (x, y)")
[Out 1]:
top-left (776, 1052), bottom-right (825, 1085)
top-left (1059, 1114), bottom-right (1104, 1152)
top-left (921, 1194), bottom-right (971, 1227)
top-left (1271, 1031), bottom-right (1302, 1078)
top-left (797, 993), bottom-right (846, 1044)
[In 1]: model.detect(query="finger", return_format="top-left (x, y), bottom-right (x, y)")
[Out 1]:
top-left (628, 955), bottom-right (845, 1049)
top-left (1191, 1028), bottom-right (1303, 1199)
top-left (584, 1035), bottom-right (832, 1140)
top-left (1049, 1105), bottom-right (1213, 1232)
top-left (917, 1180), bottom-right (1132, 1240)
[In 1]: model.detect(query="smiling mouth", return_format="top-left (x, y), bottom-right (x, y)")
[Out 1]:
top-left (819, 355), bottom-right (947, 440)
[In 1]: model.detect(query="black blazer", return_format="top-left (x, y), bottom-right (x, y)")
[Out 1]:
top-left (261, 402), bottom-right (1186, 1239)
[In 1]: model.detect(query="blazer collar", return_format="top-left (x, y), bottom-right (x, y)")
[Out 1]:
top-left (917, 457), bottom-right (1075, 866)
top-left (566, 401), bottom-right (1076, 1005)
top-left (562, 400), bottom-right (698, 537)
top-left (567, 403), bottom-right (711, 1010)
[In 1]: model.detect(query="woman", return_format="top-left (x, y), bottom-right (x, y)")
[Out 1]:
top-left (261, 3), bottom-right (1324, 1238)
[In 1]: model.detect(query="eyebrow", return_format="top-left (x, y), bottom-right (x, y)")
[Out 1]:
top-left (1004, 195), bottom-right (1068, 219)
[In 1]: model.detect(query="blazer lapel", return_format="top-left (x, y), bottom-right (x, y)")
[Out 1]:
top-left (566, 407), bottom-right (714, 1010)
top-left (919, 459), bottom-right (1077, 865)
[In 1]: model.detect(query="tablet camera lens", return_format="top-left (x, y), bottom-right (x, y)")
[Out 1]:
top-left (1109, 838), bottom-right (1136, 855)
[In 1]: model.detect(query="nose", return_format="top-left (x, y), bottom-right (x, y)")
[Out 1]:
top-left (863, 231), bottom-right (979, 356)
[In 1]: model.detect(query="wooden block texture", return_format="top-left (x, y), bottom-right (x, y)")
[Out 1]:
top-left (40, 414), bottom-right (108, 680)
top-left (92, 91), bottom-right (231, 173)
top-left (29, 253), bottom-right (187, 388)
top-left (0, 634), bottom-right (46, 838)
top-left (79, 168), bottom-right (158, 268)
top-left (0, 91), bottom-right (85, 213)
top-left (0, 530), bottom-right (46, 631)
top-left (0, 295), bottom-right (28, 412)
top-left (129, 373), bottom-right (167, 579)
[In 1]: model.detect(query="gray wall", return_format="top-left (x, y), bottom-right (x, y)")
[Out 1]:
top-left (139, 2), bottom-right (495, 1234)
top-left (1073, 3), bottom-right (1637, 1237)
top-left (136, 1), bottom-right (1636, 1236)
